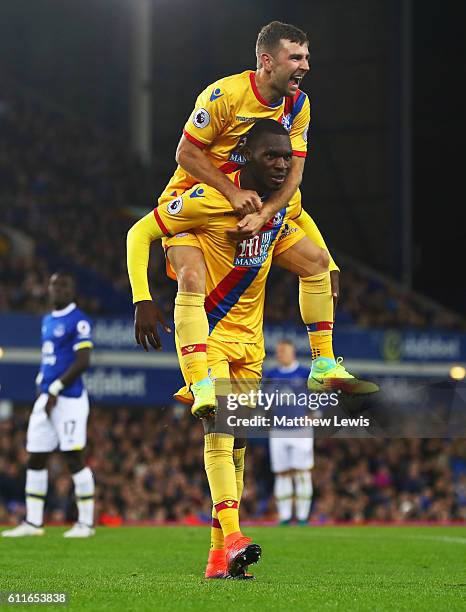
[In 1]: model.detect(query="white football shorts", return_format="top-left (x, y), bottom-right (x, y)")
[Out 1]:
top-left (269, 433), bottom-right (314, 473)
top-left (26, 392), bottom-right (89, 453)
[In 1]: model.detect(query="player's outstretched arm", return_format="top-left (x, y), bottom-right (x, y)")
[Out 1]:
top-left (176, 136), bottom-right (262, 216)
top-left (127, 212), bottom-right (165, 303)
top-left (126, 213), bottom-right (172, 351)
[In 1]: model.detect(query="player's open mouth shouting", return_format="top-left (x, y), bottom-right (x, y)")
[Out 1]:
top-left (289, 72), bottom-right (304, 91)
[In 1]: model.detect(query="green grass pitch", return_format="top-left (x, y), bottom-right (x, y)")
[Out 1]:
top-left (1, 526), bottom-right (466, 611)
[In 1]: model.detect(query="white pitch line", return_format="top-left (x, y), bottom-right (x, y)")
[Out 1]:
top-left (415, 535), bottom-right (466, 545)
top-left (299, 531), bottom-right (466, 545)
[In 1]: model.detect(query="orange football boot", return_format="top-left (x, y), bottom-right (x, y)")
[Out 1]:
top-left (224, 532), bottom-right (261, 578)
top-left (204, 548), bottom-right (256, 580)
top-left (205, 549), bottom-right (228, 579)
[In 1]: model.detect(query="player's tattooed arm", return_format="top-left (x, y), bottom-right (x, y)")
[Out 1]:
top-left (176, 136), bottom-right (262, 216)
top-left (229, 156), bottom-right (305, 240)
top-left (44, 348), bottom-right (92, 415)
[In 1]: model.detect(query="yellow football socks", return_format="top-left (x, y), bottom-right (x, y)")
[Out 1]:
top-left (299, 272), bottom-right (335, 361)
top-left (209, 445), bottom-right (246, 549)
top-left (174, 291), bottom-right (209, 383)
top-left (210, 508), bottom-right (224, 550)
top-left (233, 446), bottom-right (246, 504)
top-left (204, 433), bottom-right (240, 538)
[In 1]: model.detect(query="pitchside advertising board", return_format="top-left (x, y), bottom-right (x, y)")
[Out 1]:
top-left (0, 314), bottom-right (465, 405)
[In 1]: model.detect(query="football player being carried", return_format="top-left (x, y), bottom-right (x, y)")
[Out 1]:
top-left (3, 272), bottom-right (95, 539)
top-left (129, 119), bottom-right (340, 578)
top-left (134, 21), bottom-right (376, 417)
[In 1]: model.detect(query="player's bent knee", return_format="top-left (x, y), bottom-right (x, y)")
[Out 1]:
top-left (320, 249), bottom-right (330, 270)
top-left (168, 246), bottom-right (207, 293)
top-left (299, 247), bottom-right (329, 277)
top-left (63, 450), bottom-right (85, 474)
top-left (28, 453), bottom-right (49, 470)
top-left (311, 248), bottom-right (329, 273)
top-left (177, 267), bottom-right (205, 293)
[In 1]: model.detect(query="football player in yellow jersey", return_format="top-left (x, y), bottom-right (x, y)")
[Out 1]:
top-left (128, 120), bottom-right (332, 579)
top-left (127, 120), bottom-right (378, 579)
top-left (128, 120), bottom-right (334, 415)
top-left (134, 21), bottom-right (374, 410)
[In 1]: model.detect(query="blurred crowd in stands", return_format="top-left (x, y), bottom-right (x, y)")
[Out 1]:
top-left (1, 83), bottom-right (463, 329)
top-left (1, 406), bottom-right (466, 525)
top-left (0, 83), bottom-right (156, 316)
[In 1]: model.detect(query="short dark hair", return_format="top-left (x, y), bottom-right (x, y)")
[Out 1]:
top-left (246, 119), bottom-right (290, 149)
top-left (256, 21), bottom-right (308, 66)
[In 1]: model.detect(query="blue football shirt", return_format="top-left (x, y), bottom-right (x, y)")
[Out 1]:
top-left (265, 362), bottom-right (310, 429)
top-left (39, 302), bottom-right (93, 398)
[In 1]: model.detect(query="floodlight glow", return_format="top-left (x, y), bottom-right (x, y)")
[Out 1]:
top-left (450, 365), bottom-right (466, 380)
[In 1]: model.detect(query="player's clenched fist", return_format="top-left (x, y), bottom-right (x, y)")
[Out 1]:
top-left (134, 301), bottom-right (172, 351)
top-left (228, 188), bottom-right (262, 216)
top-left (226, 210), bottom-right (268, 241)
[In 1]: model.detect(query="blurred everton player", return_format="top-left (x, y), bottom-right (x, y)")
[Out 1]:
top-left (3, 272), bottom-right (95, 538)
top-left (267, 340), bottom-right (314, 524)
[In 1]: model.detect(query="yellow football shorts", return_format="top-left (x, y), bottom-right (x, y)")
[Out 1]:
top-left (174, 334), bottom-right (264, 404)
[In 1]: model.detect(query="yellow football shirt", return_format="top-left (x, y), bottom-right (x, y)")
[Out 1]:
top-left (158, 70), bottom-right (310, 205)
top-left (155, 172), bottom-right (303, 344)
